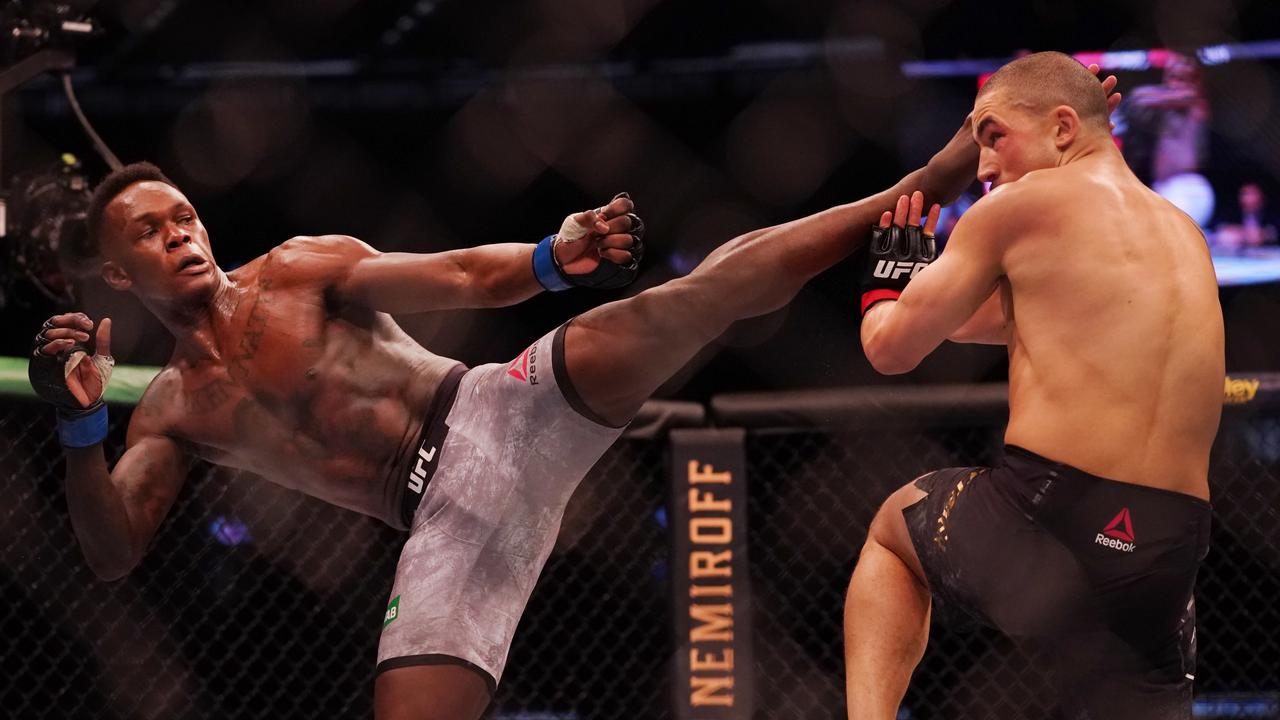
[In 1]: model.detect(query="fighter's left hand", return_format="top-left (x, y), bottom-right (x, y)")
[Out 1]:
top-left (1087, 63), bottom-right (1122, 130)
top-left (552, 193), bottom-right (646, 289)
top-left (856, 191), bottom-right (941, 315)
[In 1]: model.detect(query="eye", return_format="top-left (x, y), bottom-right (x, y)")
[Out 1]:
top-left (179, 215), bottom-right (195, 225)
top-left (140, 227), bottom-right (157, 239)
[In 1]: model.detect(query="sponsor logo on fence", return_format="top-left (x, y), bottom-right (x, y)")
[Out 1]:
top-left (1223, 376), bottom-right (1260, 405)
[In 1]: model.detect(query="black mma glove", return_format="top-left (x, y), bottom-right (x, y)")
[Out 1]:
top-left (29, 317), bottom-right (115, 447)
top-left (532, 196), bottom-right (646, 291)
top-left (857, 221), bottom-right (936, 315)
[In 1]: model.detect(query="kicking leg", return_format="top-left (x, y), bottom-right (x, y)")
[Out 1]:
top-left (563, 120), bottom-right (979, 426)
top-left (564, 194), bottom-right (912, 426)
top-left (844, 482), bottom-right (932, 720)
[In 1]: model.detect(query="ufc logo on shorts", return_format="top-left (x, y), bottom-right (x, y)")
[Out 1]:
top-left (873, 260), bottom-right (930, 280)
top-left (407, 444), bottom-right (437, 494)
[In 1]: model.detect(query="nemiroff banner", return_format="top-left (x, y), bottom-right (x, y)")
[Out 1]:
top-left (670, 428), bottom-right (753, 720)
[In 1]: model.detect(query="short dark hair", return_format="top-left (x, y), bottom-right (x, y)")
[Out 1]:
top-left (977, 51), bottom-right (1110, 131)
top-left (84, 162), bottom-right (180, 256)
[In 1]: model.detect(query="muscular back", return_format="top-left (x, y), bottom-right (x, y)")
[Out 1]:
top-left (998, 159), bottom-right (1223, 497)
top-left (135, 237), bottom-right (461, 524)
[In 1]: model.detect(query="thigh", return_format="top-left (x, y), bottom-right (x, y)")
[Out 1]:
top-left (562, 278), bottom-right (727, 427)
top-left (897, 465), bottom-right (1069, 632)
top-left (375, 663), bottom-right (493, 720)
top-left (378, 355), bottom-right (624, 690)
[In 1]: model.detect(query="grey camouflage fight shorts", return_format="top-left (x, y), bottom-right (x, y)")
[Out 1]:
top-left (376, 323), bottom-right (626, 690)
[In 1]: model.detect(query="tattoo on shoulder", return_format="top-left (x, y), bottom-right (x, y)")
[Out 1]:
top-left (136, 373), bottom-right (177, 420)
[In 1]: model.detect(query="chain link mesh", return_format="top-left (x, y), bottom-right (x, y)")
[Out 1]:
top-left (745, 413), bottom-right (1280, 719)
top-left (2, 397), bottom-right (1277, 719)
top-left (0, 399), bottom-right (669, 720)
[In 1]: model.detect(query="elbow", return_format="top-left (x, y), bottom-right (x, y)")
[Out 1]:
top-left (862, 333), bottom-right (919, 376)
top-left (477, 276), bottom-right (512, 308)
top-left (87, 559), bottom-right (134, 582)
top-left (868, 350), bottom-right (917, 376)
top-left (947, 326), bottom-right (977, 345)
top-left (82, 547), bottom-right (138, 582)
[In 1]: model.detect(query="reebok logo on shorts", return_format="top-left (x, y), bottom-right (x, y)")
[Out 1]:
top-left (1095, 507), bottom-right (1136, 553)
top-left (507, 344), bottom-right (539, 385)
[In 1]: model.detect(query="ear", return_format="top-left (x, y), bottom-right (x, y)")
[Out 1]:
top-left (1052, 105), bottom-right (1081, 150)
top-left (101, 260), bottom-right (133, 291)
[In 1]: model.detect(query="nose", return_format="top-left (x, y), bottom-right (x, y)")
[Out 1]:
top-left (977, 149), bottom-right (999, 185)
top-left (164, 225), bottom-right (191, 251)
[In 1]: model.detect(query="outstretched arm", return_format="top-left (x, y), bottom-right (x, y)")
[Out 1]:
top-left (336, 195), bottom-right (640, 314)
top-left (338, 242), bottom-right (549, 313)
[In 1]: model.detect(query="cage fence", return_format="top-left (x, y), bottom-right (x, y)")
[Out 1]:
top-left (0, 380), bottom-right (1277, 720)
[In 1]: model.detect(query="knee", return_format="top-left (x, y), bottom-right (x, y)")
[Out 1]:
top-left (635, 279), bottom-right (729, 343)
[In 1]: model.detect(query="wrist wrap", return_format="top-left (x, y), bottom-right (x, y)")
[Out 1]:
top-left (533, 235), bottom-right (572, 292)
top-left (58, 403), bottom-right (108, 448)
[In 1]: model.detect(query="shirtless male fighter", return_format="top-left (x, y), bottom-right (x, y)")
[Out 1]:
top-left (844, 52), bottom-right (1221, 719)
top-left (29, 112), bottom-right (980, 718)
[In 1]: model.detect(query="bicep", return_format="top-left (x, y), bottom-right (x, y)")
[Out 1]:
top-left (112, 433), bottom-right (187, 554)
top-left (340, 250), bottom-right (478, 313)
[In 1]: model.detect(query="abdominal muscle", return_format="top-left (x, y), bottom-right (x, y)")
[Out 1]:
top-left (175, 318), bottom-right (461, 526)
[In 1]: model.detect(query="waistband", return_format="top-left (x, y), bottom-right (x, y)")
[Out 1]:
top-left (399, 364), bottom-right (468, 529)
top-left (1002, 444), bottom-right (1212, 512)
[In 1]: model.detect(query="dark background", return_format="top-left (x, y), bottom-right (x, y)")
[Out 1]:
top-left (2, 3), bottom-right (1279, 719)
top-left (4, 0), bottom-right (1279, 398)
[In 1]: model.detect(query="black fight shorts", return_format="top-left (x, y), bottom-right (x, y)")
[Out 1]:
top-left (903, 445), bottom-right (1211, 719)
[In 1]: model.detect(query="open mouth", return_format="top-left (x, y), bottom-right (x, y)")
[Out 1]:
top-left (177, 256), bottom-right (208, 274)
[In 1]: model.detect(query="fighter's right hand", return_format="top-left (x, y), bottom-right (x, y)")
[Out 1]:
top-left (29, 313), bottom-right (114, 413)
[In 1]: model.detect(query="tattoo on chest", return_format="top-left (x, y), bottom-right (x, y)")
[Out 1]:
top-left (187, 377), bottom-right (238, 415)
top-left (229, 259), bottom-right (275, 382)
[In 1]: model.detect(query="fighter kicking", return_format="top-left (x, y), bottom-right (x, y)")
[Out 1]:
top-left (30, 114), bottom-right (978, 718)
top-left (844, 52), bottom-right (1220, 719)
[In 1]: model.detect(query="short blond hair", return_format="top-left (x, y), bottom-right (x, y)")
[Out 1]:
top-left (977, 51), bottom-right (1109, 130)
